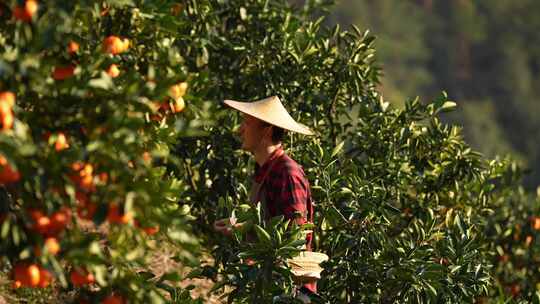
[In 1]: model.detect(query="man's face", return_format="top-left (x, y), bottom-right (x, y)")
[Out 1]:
top-left (238, 114), bottom-right (270, 153)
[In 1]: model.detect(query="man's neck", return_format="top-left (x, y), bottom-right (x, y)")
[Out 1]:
top-left (254, 143), bottom-right (282, 166)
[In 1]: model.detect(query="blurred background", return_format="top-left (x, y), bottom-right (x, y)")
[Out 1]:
top-left (323, 0), bottom-right (539, 190)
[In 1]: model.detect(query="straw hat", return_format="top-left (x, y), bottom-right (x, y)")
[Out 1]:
top-left (223, 96), bottom-right (314, 135)
top-left (286, 251), bottom-right (329, 282)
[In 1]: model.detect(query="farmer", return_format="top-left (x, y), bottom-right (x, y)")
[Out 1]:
top-left (214, 95), bottom-right (318, 301)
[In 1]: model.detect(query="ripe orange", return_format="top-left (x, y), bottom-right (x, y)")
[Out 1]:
top-left (0, 155), bottom-right (20, 184)
top-left (37, 267), bottom-right (53, 288)
top-left (0, 91), bottom-right (15, 107)
top-left (121, 39), bottom-right (130, 51)
top-left (13, 263), bottom-right (40, 287)
top-left (103, 36), bottom-right (129, 55)
top-left (106, 64), bottom-right (120, 78)
top-left (28, 209), bottom-right (44, 221)
top-left (33, 214), bottom-right (51, 234)
top-left (0, 111), bottom-right (13, 131)
top-left (54, 132), bottom-right (69, 151)
top-left (0, 100), bottom-right (14, 131)
top-left (107, 204), bottom-right (133, 224)
top-left (102, 294), bottom-right (126, 304)
top-left (44, 237), bottom-right (60, 255)
top-left (142, 226), bottom-right (160, 235)
top-left (172, 97), bottom-right (185, 113)
top-left (142, 152), bottom-right (152, 164)
top-left (70, 267), bottom-right (95, 286)
top-left (70, 162), bottom-right (95, 191)
top-left (49, 208), bottom-right (72, 233)
top-left (68, 41), bottom-right (80, 54)
top-left (35, 237), bottom-right (60, 256)
top-left (532, 217), bottom-right (540, 230)
top-left (13, 0), bottom-right (38, 22)
top-left (168, 82), bottom-right (188, 99)
top-left (0, 100), bottom-right (12, 114)
top-left (52, 65), bottom-right (76, 80)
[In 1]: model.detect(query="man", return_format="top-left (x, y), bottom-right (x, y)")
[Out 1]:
top-left (214, 95), bottom-right (318, 300)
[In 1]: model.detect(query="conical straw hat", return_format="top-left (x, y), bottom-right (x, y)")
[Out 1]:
top-left (223, 96), bottom-right (314, 135)
top-left (287, 251), bottom-right (329, 280)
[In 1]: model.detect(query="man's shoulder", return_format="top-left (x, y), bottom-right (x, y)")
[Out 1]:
top-left (273, 153), bottom-right (305, 178)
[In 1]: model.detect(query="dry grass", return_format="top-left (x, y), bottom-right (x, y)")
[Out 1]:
top-left (147, 243), bottom-right (225, 303)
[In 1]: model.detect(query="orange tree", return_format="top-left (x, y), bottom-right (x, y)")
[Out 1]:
top-left (483, 163), bottom-right (540, 301)
top-left (167, 0), bottom-right (539, 303)
top-left (0, 0), bottom-right (207, 303)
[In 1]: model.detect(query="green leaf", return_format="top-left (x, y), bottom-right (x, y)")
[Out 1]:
top-left (254, 224), bottom-right (272, 245)
top-left (331, 141), bottom-right (345, 158)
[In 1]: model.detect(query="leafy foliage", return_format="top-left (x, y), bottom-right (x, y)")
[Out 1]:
top-left (1, 0), bottom-right (537, 303)
top-left (0, 0), bottom-right (205, 302)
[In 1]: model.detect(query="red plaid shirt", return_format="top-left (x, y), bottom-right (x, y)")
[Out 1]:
top-left (254, 147), bottom-right (317, 292)
top-left (254, 147), bottom-right (313, 229)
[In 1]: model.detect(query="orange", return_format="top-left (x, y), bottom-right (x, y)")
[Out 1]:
top-left (35, 237), bottom-right (60, 256)
top-left (33, 215), bottom-right (51, 234)
top-left (107, 204), bottom-right (133, 224)
top-left (43, 237), bottom-right (60, 255)
top-left (0, 155), bottom-right (20, 184)
top-left (68, 41), bottom-right (80, 54)
top-left (13, 0), bottom-right (38, 22)
top-left (168, 82), bottom-right (188, 99)
top-left (142, 152), bottom-right (152, 164)
top-left (121, 39), bottom-right (130, 52)
top-left (52, 65), bottom-right (75, 80)
top-left (70, 267), bottom-right (95, 286)
top-left (1, 111), bottom-right (13, 130)
top-left (37, 267), bottom-right (53, 288)
top-left (0, 100), bottom-right (14, 131)
top-left (0, 91), bottom-right (15, 107)
top-left (70, 162), bottom-right (95, 191)
top-left (71, 162), bottom-right (84, 172)
top-left (103, 36), bottom-right (129, 55)
top-left (533, 217), bottom-right (540, 230)
top-left (0, 99), bottom-right (11, 114)
top-left (13, 263), bottom-right (40, 287)
top-left (54, 132), bottom-right (69, 151)
top-left (49, 208), bottom-right (71, 233)
top-left (28, 209), bottom-right (44, 221)
top-left (106, 64), bottom-right (120, 78)
top-left (172, 97), bottom-right (185, 113)
top-left (142, 226), bottom-right (159, 235)
top-left (102, 294), bottom-right (126, 304)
